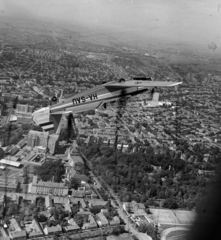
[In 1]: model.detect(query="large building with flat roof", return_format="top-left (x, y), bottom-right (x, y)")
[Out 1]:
top-left (14, 104), bottom-right (34, 124)
top-left (27, 130), bottom-right (48, 150)
top-left (0, 159), bottom-right (21, 167)
top-left (27, 130), bottom-right (59, 154)
top-left (0, 178), bottom-right (18, 192)
top-left (29, 176), bottom-right (68, 196)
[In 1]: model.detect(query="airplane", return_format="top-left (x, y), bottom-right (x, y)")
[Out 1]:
top-left (32, 78), bottom-right (182, 135)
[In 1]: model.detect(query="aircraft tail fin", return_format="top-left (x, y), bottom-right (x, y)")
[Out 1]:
top-left (57, 89), bottom-right (63, 99)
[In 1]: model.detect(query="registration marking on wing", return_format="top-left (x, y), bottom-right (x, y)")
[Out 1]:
top-left (72, 93), bottom-right (98, 105)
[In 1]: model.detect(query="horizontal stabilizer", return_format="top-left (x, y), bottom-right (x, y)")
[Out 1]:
top-left (51, 111), bottom-right (72, 115)
top-left (105, 81), bottom-right (182, 88)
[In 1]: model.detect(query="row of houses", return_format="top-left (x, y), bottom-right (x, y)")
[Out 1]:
top-left (0, 217), bottom-right (120, 240)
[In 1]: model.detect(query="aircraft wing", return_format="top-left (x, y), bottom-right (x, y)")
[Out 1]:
top-left (105, 80), bottom-right (182, 88)
top-left (51, 111), bottom-right (72, 115)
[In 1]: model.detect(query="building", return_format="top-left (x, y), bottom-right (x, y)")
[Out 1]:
top-left (27, 130), bottom-right (59, 154)
top-left (17, 138), bottom-right (27, 149)
top-left (0, 226), bottom-right (10, 239)
top-left (5, 155), bottom-right (20, 162)
top-left (0, 159), bottom-right (21, 168)
top-left (88, 199), bottom-right (108, 207)
top-left (8, 147), bottom-right (20, 156)
top-left (0, 178), bottom-right (18, 192)
top-left (123, 201), bottom-right (145, 213)
top-left (96, 212), bottom-right (109, 227)
top-left (15, 104), bottom-right (34, 113)
top-left (45, 196), bottom-right (53, 209)
top-left (82, 215), bottom-right (97, 229)
top-left (27, 130), bottom-right (48, 150)
top-left (8, 218), bottom-right (26, 240)
top-left (29, 176), bottom-right (68, 196)
top-left (63, 225), bottom-right (80, 233)
top-left (67, 148), bottom-right (85, 173)
top-left (43, 225), bottom-right (62, 235)
top-left (9, 231), bottom-right (27, 240)
top-left (198, 169), bottom-right (215, 176)
top-left (14, 104), bottom-right (34, 124)
top-left (27, 219), bottom-right (44, 239)
top-left (23, 152), bottom-right (37, 162)
top-left (109, 216), bottom-right (120, 226)
top-left (48, 134), bottom-right (59, 154)
top-left (64, 218), bottom-right (80, 232)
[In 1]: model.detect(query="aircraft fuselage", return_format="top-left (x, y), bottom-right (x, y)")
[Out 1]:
top-left (50, 84), bottom-right (152, 114)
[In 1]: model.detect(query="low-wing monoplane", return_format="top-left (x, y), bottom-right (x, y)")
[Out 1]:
top-left (32, 78), bottom-right (182, 134)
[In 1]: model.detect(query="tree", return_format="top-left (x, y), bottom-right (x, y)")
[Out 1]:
top-left (69, 177), bottom-right (81, 190)
top-left (38, 214), bottom-right (47, 222)
top-left (29, 203), bottom-right (36, 211)
top-left (162, 198), bottom-right (178, 209)
top-left (36, 197), bottom-right (45, 206)
top-left (112, 225), bottom-right (125, 235)
top-left (74, 214), bottom-right (85, 228)
top-left (6, 203), bottom-right (18, 216)
top-left (71, 204), bottom-right (80, 216)
top-left (35, 160), bottom-right (65, 182)
top-left (138, 223), bottom-right (157, 240)
top-left (146, 223), bottom-right (158, 240)
top-left (138, 223), bottom-right (148, 233)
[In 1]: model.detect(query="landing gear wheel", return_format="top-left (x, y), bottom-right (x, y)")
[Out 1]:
top-left (51, 96), bottom-right (58, 102)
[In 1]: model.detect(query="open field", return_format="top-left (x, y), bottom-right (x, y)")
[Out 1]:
top-left (149, 208), bottom-right (196, 225)
top-left (173, 210), bottom-right (195, 224)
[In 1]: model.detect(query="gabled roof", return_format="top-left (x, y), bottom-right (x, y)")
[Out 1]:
top-left (10, 230), bottom-right (26, 238)
top-left (97, 212), bottom-right (109, 225)
top-left (64, 225), bottom-right (80, 232)
top-left (44, 225), bottom-right (62, 234)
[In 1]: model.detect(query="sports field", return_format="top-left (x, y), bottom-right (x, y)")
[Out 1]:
top-left (173, 210), bottom-right (195, 224)
top-left (166, 229), bottom-right (188, 240)
top-left (149, 208), bottom-right (196, 225)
